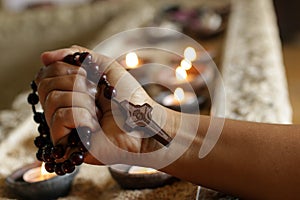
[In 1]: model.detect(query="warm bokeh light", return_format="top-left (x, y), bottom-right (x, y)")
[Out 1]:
top-left (175, 66), bottom-right (187, 81)
top-left (40, 163), bottom-right (56, 180)
top-left (174, 87), bottom-right (185, 102)
top-left (184, 47), bottom-right (197, 62)
top-left (180, 59), bottom-right (192, 70)
top-left (23, 163), bottom-right (56, 183)
top-left (41, 162), bottom-right (50, 176)
top-left (125, 52), bottom-right (139, 69)
top-left (128, 166), bottom-right (157, 174)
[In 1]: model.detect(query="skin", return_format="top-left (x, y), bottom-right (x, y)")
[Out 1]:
top-left (36, 46), bottom-right (300, 199)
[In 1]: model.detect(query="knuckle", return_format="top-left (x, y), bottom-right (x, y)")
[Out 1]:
top-left (50, 62), bottom-right (63, 75)
top-left (34, 67), bottom-right (45, 84)
top-left (73, 76), bottom-right (90, 92)
top-left (37, 78), bottom-right (47, 92)
top-left (73, 107), bottom-right (90, 120)
top-left (46, 90), bottom-right (60, 103)
top-left (52, 108), bottom-right (73, 125)
top-left (37, 79), bottom-right (47, 104)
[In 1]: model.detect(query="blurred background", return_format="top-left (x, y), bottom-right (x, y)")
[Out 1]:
top-left (274, 0), bottom-right (300, 123)
top-left (0, 0), bottom-right (299, 123)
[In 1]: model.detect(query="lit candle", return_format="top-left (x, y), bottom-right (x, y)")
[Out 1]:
top-left (125, 52), bottom-right (139, 69)
top-left (175, 66), bottom-right (187, 81)
top-left (6, 162), bottom-right (79, 199)
top-left (180, 59), bottom-right (192, 70)
top-left (23, 163), bottom-right (57, 183)
top-left (128, 166), bottom-right (158, 175)
top-left (184, 47), bottom-right (197, 62)
top-left (162, 87), bottom-right (197, 106)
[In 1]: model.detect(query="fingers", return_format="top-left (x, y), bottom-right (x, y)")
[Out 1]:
top-left (50, 107), bottom-right (100, 144)
top-left (37, 74), bottom-right (96, 106)
top-left (41, 45), bottom-right (89, 66)
top-left (41, 45), bottom-right (126, 78)
top-left (43, 90), bottom-right (97, 126)
top-left (35, 61), bottom-right (86, 84)
top-left (41, 45), bottom-right (108, 67)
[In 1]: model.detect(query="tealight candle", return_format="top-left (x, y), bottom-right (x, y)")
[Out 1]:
top-left (108, 164), bottom-right (176, 189)
top-left (180, 59), bottom-right (192, 70)
top-left (128, 166), bottom-right (158, 175)
top-left (175, 66), bottom-right (188, 81)
top-left (184, 46), bottom-right (197, 62)
top-left (6, 162), bottom-right (79, 200)
top-left (171, 47), bottom-right (215, 65)
top-left (125, 52), bottom-right (139, 69)
top-left (119, 52), bottom-right (150, 70)
top-left (162, 87), bottom-right (197, 107)
top-left (23, 163), bottom-right (56, 183)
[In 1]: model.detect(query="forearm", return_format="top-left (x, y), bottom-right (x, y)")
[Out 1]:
top-left (159, 112), bottom-right (300, 199)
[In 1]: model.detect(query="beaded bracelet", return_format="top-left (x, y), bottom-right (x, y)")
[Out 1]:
top-left (28, 52), bottom-right (172, 175)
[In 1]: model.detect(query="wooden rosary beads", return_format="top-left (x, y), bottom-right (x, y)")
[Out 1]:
top-left (28, 51), bottom-right (172, 176)
top-left (28, 52), bottom-right (116, 175)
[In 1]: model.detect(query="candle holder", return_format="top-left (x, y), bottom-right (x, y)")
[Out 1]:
top-left (6, 161), bottom-right (79, 200)
top-left (117, 52), bottom-right (151, 70)
top-left (156, 4), bottom-right (229, 39)
top-left (154, 61), bottom-right (215, 92)
top-left (108, 164), bottom-right (177, 189)
top-left (155, 91), bottom-right (206, 113)
top-left (170, 50), bottom-right (216, 65)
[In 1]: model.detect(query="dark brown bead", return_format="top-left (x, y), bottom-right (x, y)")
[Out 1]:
top-left (51, 144), bottom-right (65, 159)
top-left (45, 162), bottom-right (55, 173)
top-left (104, 86), bottom-right (116, 99)
top-left (86, 62), bottom-right (100, 72)
top-left (33, 112), bottom-right (44, 123)
top-left (77, 127), bottom-right (92, 138)
top-left (73, 52), bottom-right (81, 57)
top-left (79, 52), bottom-right (92, 64)
top-left (54, 163), bottom-right (66, 176)
top-left (63, 55), bottom-right (76, 65)
top-left (85, 63), bottom-right (101, 82)
top-left (27, 93), bottom-right (39, 105)
top-left (42, 146), bottom-right (54, 163)
top-left (30, 81), bottom-right (37, 92)
top-left (68, 129), bottom-right (80, 147)
top-left (62, 160), bottom-right (75, 174)
top-left (99, 74), bottom-right (107, 85)
top-left (78, 140), bottom-right (91, 152)
top-left (34, 136), bottom-right (48, 148)
top-left (36, 149), bottom-right (44, 161)
top-left (38, 124), bottom-right (49, 136)
top-left (69, 152), bottom-right (84, 166)
top-left (73, 52), bottom-right (82, 66)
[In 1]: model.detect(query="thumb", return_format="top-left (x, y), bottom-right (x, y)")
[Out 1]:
top-left (41, 45), bottom-right (93, 66)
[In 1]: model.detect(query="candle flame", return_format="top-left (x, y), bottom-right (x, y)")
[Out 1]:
top-left (41, 162), bottom-right (50, 176)
top-left (128, 166), bottom-right (158, 174)
top-left (175, 66), bottom-right (187, 81)
top-left (180, 59), bottom-right (192, 70)
top-left (125, 52), bottom-right (139, 69)
top-left (174, 87), bottom-right (185, 102)
top-left (184, 47), bottom-right (197, 62)
top-left (40, 162), bottom-right (56, 180)
top-left (23, 163), bottom-right (56, 183)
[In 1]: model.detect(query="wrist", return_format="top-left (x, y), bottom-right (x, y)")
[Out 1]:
top-left (153, 103), bottom-right (180, 139)
top-left (139, 102), bottom-right (180, 153)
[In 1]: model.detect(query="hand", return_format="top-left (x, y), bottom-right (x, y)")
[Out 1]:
top-left (35, 45), bottom-right (171, 166)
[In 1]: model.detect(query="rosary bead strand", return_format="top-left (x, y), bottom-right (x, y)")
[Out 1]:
top-left (29, 52), bottom-right (116, 175)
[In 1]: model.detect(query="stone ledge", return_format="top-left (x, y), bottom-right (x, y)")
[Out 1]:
top-left (0, 0), bottom-right (292, 199)
top-left (215, 0), bottom-right (292, 124)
